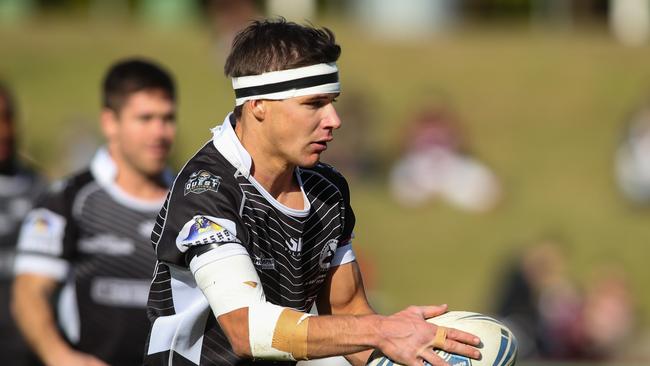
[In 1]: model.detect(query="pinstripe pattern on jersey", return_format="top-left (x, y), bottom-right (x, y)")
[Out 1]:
top-left (238, 169), bottom-right (345, 312)
top-left (67, 179), bottom-right (160, 364)
top-left (147, 262), bottom-right (175, 317)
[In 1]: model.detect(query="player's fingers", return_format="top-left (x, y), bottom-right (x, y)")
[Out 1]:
top-left (446, 327), bottom-right (481, 346)
top-left (439, 338), bottom-right (482, 360)
top-left (419, 304), bottom-right (448, 319)
top-left (419, 349), bottom-right (448, 366)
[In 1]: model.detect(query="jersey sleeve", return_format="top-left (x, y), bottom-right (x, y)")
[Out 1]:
top-left (14, 179), bottom-right (78, 281)
top-left (338, 170), bottom-right (356, 245)
top-left (153, 165), bottom-right (250, 268)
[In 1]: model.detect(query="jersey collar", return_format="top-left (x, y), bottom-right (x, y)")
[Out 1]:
top-left (90, 147), bottom-right (174, 187)
top-left (211, 113), bottom-right (253, 179)
top-left (89, 147), bottom-right (174, 211)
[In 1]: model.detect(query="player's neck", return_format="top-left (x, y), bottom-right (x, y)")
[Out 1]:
top-left (108, 148), bottom-right (168, 201)
top-left (235, 120), bottom-right (302, 207)
top-left (253, 163), bottom-right (297, 194)
top-left (248, 149), bottom-right (299, 199)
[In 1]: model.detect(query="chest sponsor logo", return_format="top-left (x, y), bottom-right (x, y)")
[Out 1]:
top-left (90, 277), bottom-right (150, 308)
top-left (176, 215), bottom-right (240, 249)
top-left (79, 234), bottom-right (135, 255)
top-left (285, 237), bottom-right (303, 254)
top-left (319, 239), bottom-right (338, 269)
top-left (253, 255), bottom-right (275, 270)
top-left (184, 170), bottom-right (222, 195)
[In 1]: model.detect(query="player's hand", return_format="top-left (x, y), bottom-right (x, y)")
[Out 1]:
top-left (377, 304), bottom-right (481, 366)
top-left (44, 348), bottom-right (110, 366)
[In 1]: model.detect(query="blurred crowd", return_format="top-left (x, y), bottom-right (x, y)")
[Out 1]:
top-left (493, 238), bottom-right (641, 362)
top-left (2, 1), bottom-right (650, 365)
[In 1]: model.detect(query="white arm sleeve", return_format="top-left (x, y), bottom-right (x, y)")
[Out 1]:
top-left (190, 251), bottom-right (264, 317)
top-left (330, 242), bottom-right (355, 267)
top-left (191, 250), bottom-right (312, 360)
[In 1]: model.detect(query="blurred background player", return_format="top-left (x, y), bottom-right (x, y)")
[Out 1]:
top-left (615, 102), bottom-right (650, 206)
top-left (493, 237), bottom-right (582, 360)
top-left (0, 82), bottom-right (46, 366)
top-left (389, 100), bottom-right (501, 212)
top-left (493, 236), bottom-right (638, 362)
top-left (11, 58), bottom-right (177, 366)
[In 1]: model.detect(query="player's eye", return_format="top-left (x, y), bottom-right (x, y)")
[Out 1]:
top-left (163, 113), bottom-right (176, 124)
top-left (305, 99), bottom-right (330, 108)
top-left (138, 114), bottom-right (154, 123)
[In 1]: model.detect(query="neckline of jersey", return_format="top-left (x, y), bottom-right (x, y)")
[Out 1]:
top-left (212, 113), bottom-right (312, 218)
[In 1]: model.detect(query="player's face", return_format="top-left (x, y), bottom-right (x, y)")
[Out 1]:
top-left (106, 89), bottom-right (176, 177)
top-left (264, 93), bottom-right (341, 168)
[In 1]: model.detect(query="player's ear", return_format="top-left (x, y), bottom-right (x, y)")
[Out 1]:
top-left (249, 100), bottom-right (266, 121)
top-left (100, 108), bottom-right (119, 140)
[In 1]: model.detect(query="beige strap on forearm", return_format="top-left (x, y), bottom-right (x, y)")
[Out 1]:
top-left (271, 309), bottom-right (310, 360)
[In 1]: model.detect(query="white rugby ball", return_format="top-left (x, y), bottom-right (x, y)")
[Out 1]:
top-left (367, 311), bottom-right (517, 366)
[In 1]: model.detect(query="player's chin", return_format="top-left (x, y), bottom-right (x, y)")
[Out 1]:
top-left (298, 154), bottom-right (321, 168)
top-left (139, 160), bottom-right (168, 177)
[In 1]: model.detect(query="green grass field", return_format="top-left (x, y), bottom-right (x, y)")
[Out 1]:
top-left (2, 15), bottom-right (649, 340)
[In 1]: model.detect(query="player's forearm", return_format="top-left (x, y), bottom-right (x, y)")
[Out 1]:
top-left (315, 261), bottom-right (377, 364)
top-left (305, 313), bottom-right (384, 359)
top-left (12, 275), bottom-right (73, 366)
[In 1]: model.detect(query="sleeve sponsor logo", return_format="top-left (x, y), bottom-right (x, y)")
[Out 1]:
top-left (184, 170), bottom-right (222, 195)
top-left (175, 215), bottom-right (240, 251)
top-left (17, 208), bottom-right (66, 256)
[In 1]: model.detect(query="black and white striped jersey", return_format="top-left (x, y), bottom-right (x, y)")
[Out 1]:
top-left (14, 148), bottom-right (170, 366)
top-left (145, 114), bottom-right (356, 366)
top-left (0, 163), bottom-right (46, 366)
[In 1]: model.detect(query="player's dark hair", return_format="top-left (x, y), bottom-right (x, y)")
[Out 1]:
top-left (224, 18), bottom-right (341, 119)
top-left (0, 81), bottom-right (16, 122)
top-left (102, 58), bottom-right (176, 113)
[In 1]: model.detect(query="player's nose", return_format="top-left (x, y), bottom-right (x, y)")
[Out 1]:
top-left (151, 116), bottom-right (176, 138)
top-left (322, 103), bottom-right (341, 130)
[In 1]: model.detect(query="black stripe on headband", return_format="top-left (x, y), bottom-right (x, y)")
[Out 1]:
top-left (234, 72), bottom-right (339, 99)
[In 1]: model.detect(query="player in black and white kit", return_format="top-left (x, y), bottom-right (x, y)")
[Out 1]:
top-left (0, 83), bottom-right (47, 366)
top-left (145, 19), bottom-right (482, 366)
top-left (12, 59), bottom-right (177, 366)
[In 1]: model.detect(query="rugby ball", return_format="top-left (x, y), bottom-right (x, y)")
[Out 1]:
top-left (367, 311), bottom-right (517, 366)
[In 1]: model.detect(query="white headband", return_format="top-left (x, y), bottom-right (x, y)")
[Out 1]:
top-left (231, 63), bottom-right (340, 106)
